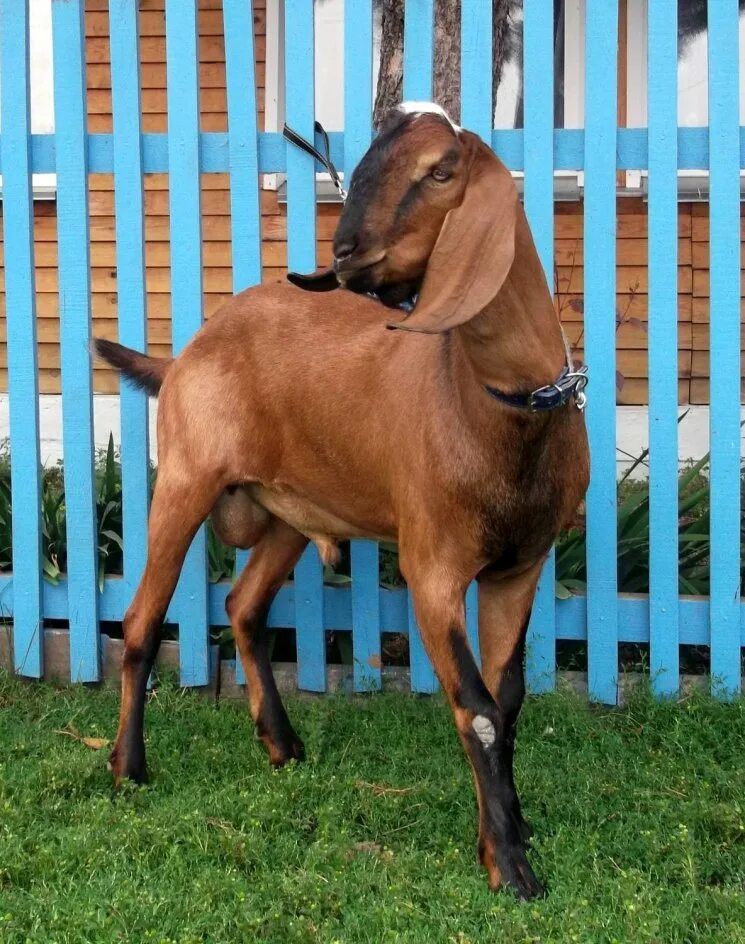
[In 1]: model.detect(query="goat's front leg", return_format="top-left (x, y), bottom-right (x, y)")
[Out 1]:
top-left (406, 570), bottom-right (544, 900)
top-left (477, 562), bottom-right (544, 844)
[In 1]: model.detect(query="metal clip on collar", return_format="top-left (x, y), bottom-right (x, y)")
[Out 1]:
top-left (282, 121), bottom-right (347, 202)
top-left (484, 364), bottom-right (589, 413)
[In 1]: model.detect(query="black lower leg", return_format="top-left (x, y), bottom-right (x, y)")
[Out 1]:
top-left (111, 628), bottom-right (162, 783)
top-left (244, 605), bottom-right (304, 766)
top-left (449, 629), bottom-right (543, 899)
top-left (497, 631), bottom-right (530, 840)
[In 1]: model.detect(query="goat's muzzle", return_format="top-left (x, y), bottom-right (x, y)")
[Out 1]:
top-left (332, 250), bottom-right (387, 290)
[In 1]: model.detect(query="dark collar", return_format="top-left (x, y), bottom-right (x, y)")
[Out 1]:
top-left (366, 291), bottom-right (417, 313)
top-left (484, 364), bottom-right (589, 412)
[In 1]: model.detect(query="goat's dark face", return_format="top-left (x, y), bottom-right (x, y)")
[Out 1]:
top-left (333, 105), bottom-right (472, 296)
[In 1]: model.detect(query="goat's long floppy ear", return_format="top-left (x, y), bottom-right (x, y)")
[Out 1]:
top-left (389, 141), bottom-right (517, 333)
top-left (287, 267), bottom-right (339, 292)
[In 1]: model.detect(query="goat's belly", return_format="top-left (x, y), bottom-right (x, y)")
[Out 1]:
top-left (250, 484), bottom-right (391, 564)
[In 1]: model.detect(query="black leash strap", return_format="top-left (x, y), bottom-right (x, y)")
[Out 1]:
top-left (282, 121), bottom-right (347, 201)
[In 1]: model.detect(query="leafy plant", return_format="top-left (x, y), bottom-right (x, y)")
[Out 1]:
top-left (554, 446), bottom-right (717, 599)
top-left (95, 435), bottom-right (124, 590)
top-left (208, 524), bottom-right (236, 583)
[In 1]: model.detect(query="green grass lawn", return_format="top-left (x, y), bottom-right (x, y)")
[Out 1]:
top-left (1, 672), bottom-right (745, 943)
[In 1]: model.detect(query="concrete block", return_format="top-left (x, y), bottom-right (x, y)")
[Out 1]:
top-left (43, 628), bottom-right (71, 684)
top-left (219, 659), bottom-right (245, 700)
top-left (101, 635), bottom-right (124, 682)
top-left (0, 624), bottom-right (12, 671)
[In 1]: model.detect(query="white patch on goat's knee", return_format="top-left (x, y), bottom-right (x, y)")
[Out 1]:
top-left (471, 714), bottom-right (496, 748)
top-left (398, 100), bottom-right (461, 132)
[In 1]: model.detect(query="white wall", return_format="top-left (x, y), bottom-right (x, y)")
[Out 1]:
top-left (0, 396), bottom-right (729, 475)
top-left (0, 395), bottom-right (159, 467)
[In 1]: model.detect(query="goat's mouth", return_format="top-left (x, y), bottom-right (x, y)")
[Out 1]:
top-left (333, 252), bottom-right (386, 289)
top-left (333, 252), bottom-right (420, 306)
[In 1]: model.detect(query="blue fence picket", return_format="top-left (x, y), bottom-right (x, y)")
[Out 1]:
top-left (707, 0), bottom-right (741, 699)
top-left (52, 0), bottom-right (100, 682)
top-left (583, 0), bottom-right (619, 704)
top-left (461, 0), bottom-right (492, 141)
top-left (285, 0), bottom-right (326, 692)
top-left (465, 581), bottom-right (481, 668)
top-left (403, 0), bottom-right (434, 101)
top-left (408, 590), bottom-right (438, 694)
top-left (109, 0), bottom-right (150, 603)
top-left (401, 0), bottom-right (437, 694)
top-left (224, 0), bottom-right (262, 292)
top-left (165, 0), bottom-right (210, 687)
top-left (523, 0), bottom-right (557, 695)
top-left (343, 0), bottom-right (381, 692)
top-left (0, 1), bottom-right (44, 677)
top-left (459, 0), bottom-right (492, 671)
top-left (223, 0), bottom-right (262, 685)
top-left (344, 0), bottom-right (373, 177)
top-left (647, 0), bottom-right (680, 697)
top-left (350, 541), bottom-right (382, 691)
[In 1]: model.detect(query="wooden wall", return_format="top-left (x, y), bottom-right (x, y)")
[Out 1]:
top-left (0, 1), bottom-right (739, 405)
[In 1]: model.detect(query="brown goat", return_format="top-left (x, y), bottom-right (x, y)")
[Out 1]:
top-left (95, 104), bottom-right (589, 899)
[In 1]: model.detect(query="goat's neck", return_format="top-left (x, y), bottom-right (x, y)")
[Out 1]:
top-left (455, 217), bottom-right (567, 396)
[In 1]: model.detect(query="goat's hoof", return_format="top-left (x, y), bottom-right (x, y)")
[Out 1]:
top-left (479, 837), bottom-right (545, 901)
top-left (268, 736), bottom-right (306, 768)
top-left (108, 745), bottom-right (149, 786)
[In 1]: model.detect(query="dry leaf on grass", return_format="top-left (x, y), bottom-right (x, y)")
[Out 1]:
top-left (55, 726), bottom-right (110, 750)
top-left (348, 841), bottom-right (394, 861)
top-left (355, 779), bottom-right (418, 797)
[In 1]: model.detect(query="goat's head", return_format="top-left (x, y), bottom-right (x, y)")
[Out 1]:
top-left (333, 102), bottom-right (519, 333)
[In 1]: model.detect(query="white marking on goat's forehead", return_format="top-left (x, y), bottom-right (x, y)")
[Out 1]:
top-left (398, 101), bottom-right (461, 132)
top-left (472, 715), bottom-right (496, 748)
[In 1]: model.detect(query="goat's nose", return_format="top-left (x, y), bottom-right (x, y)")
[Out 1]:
top-left (333, 239), bottom-right (357, 263)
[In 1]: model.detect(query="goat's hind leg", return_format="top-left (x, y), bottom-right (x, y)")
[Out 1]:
top-left (227, 517), bottom-right (308, 767)
top-left (110, 469), bottom-right (223, 785)
top-left (405, 564), bottom-right (544, 899)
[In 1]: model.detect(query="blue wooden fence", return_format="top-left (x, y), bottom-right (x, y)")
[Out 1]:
top-left (0, 0), bottom-right (742, 703)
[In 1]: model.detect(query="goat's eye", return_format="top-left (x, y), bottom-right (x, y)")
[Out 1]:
top-left (430, 167), bottom-right (450, 182)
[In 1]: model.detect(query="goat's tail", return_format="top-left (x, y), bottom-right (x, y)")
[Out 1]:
top-left (93, 338), bottom-right (172, 397)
